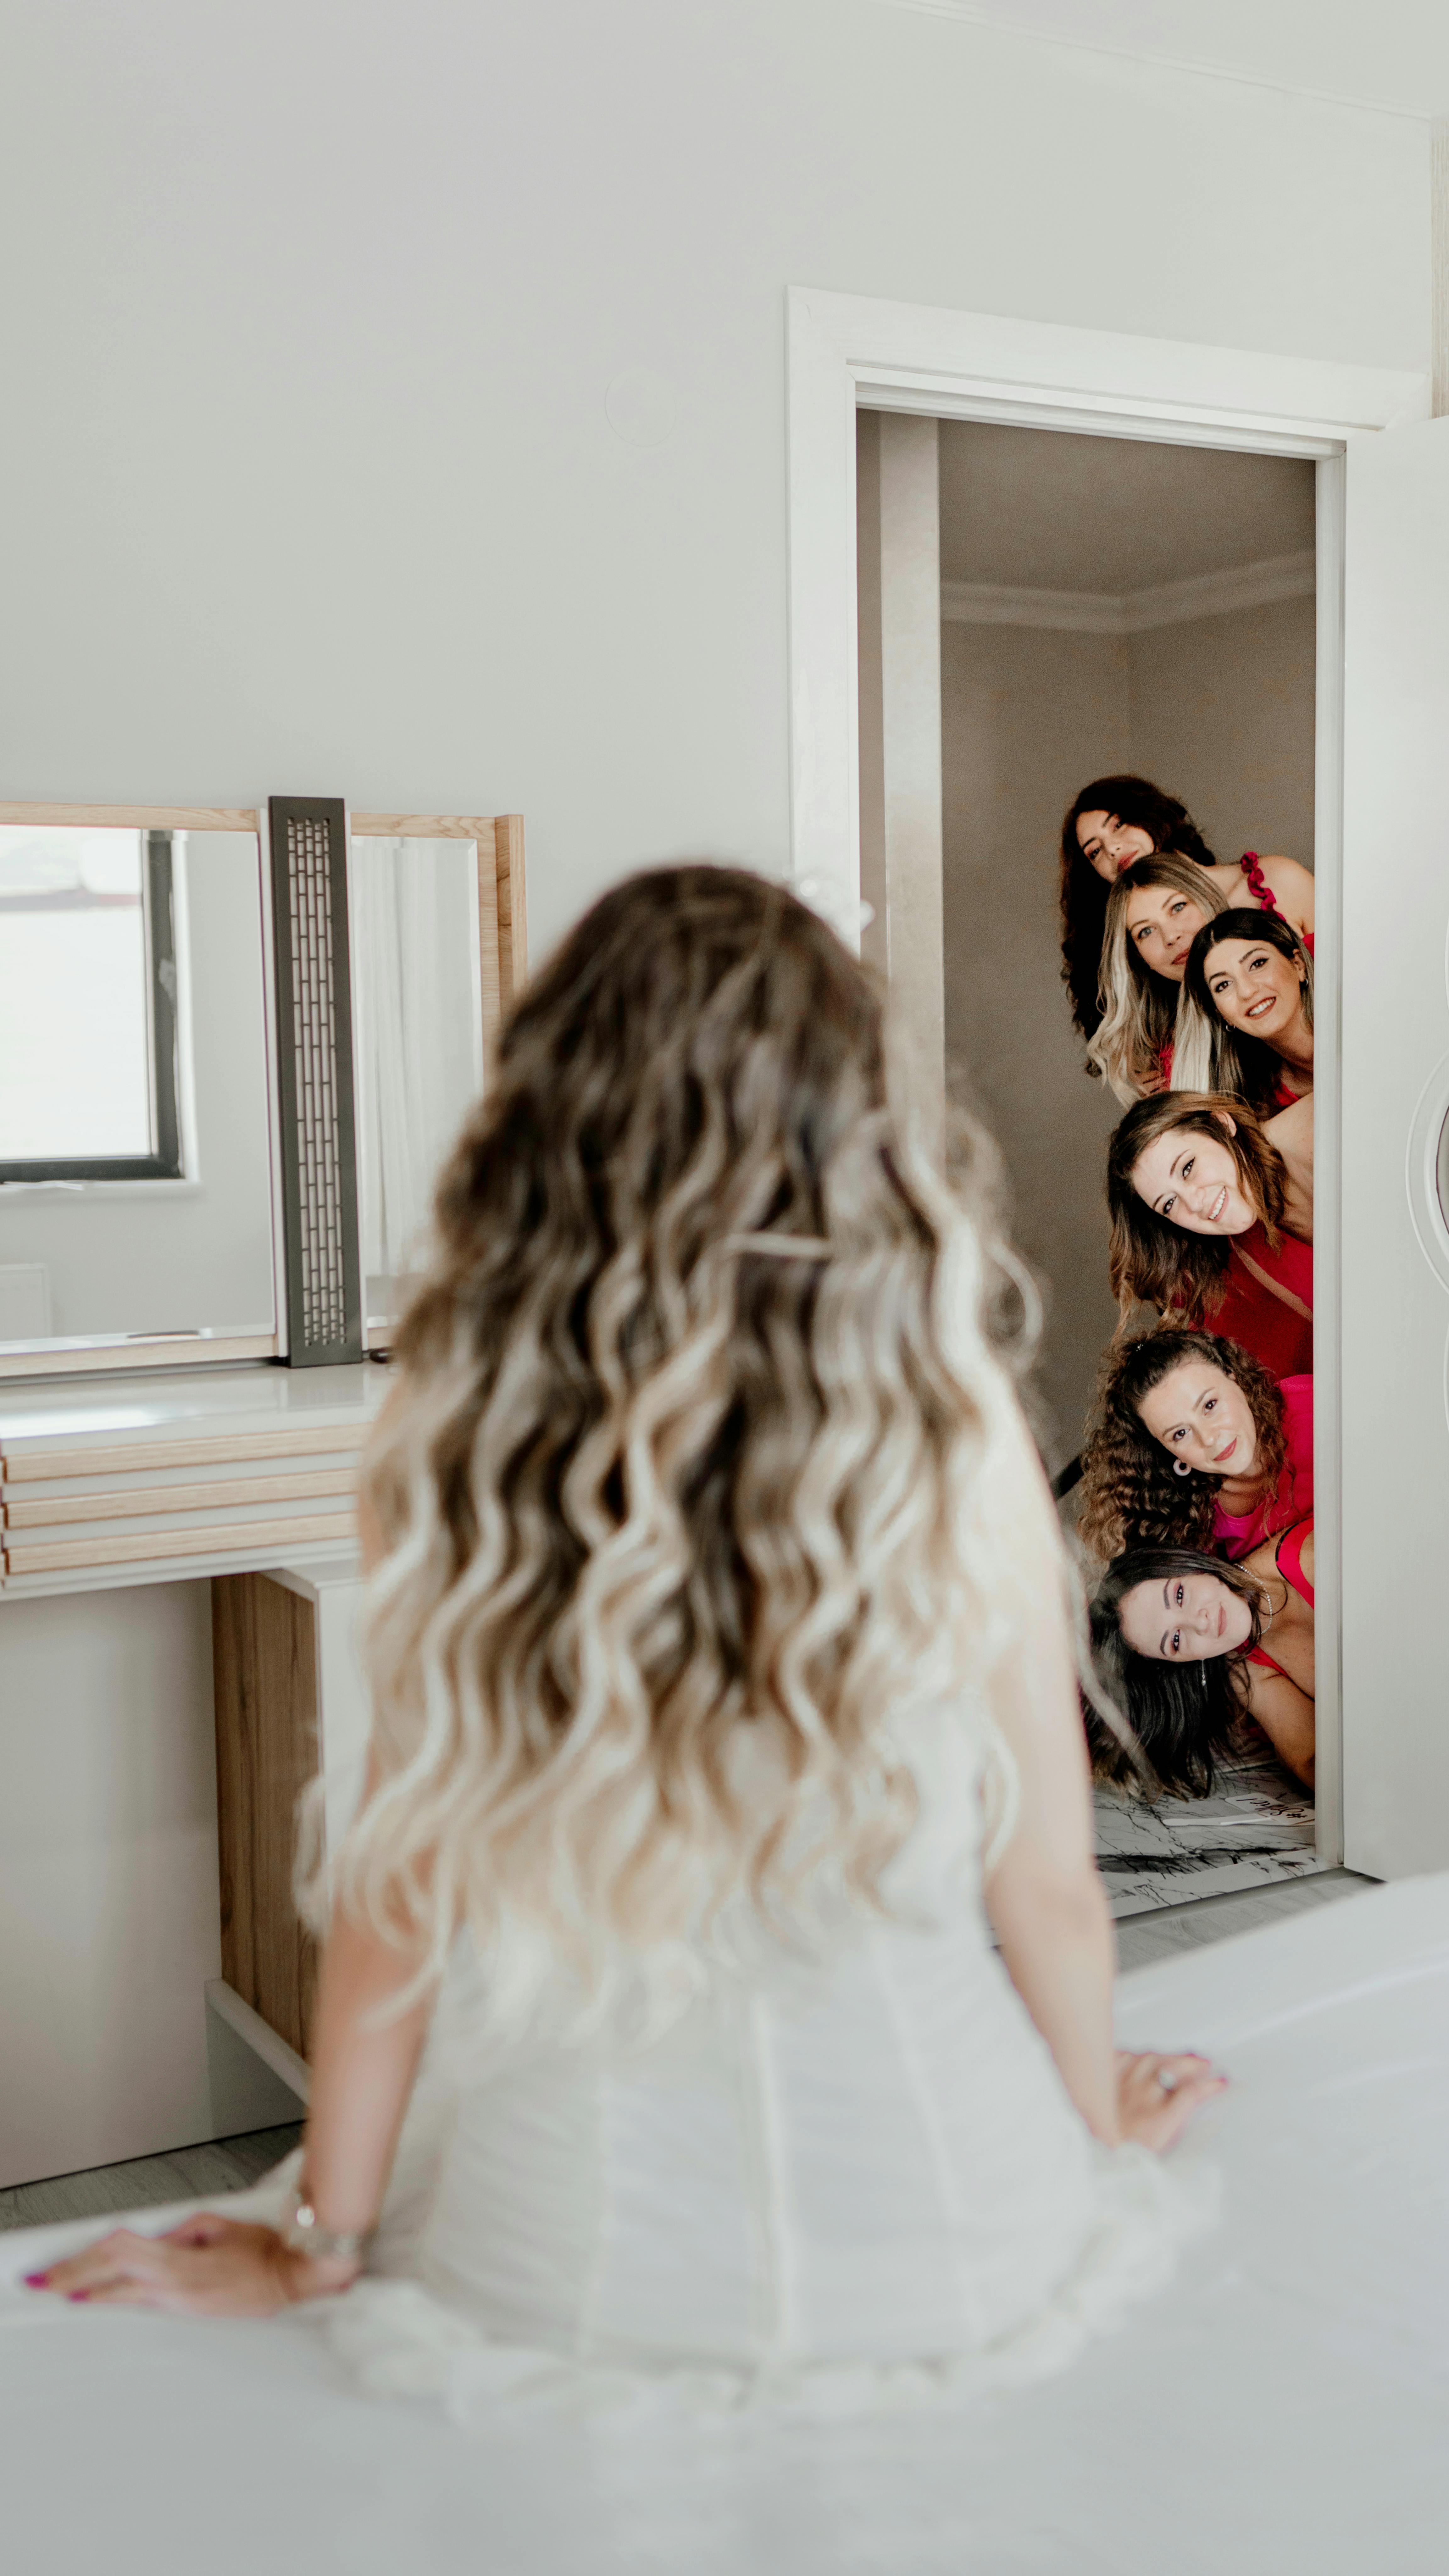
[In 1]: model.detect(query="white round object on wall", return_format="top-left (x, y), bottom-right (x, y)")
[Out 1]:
top-left (605, 367), bottom-right (678, 447)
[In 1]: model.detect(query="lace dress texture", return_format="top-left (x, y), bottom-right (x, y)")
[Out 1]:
top-left (294, 1700), bottom-right (1210, 2420)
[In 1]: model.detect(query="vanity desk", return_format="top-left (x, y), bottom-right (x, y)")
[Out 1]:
top-left (0, 1362), bottom-right (379, 2112)
top-left (0, 796), bottom-right (523, 2188)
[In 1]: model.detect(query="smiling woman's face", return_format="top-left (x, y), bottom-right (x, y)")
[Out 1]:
top-left (1136, 1361), bottom-right (1259, 1480)
top-left (1123, 883), bottom-right (1211, 984)
top-left (1118, 1567), bottom-right (1254, 1663)
top-left (1075, 810), bottom-right (1155, 886)
top-left (1131, 1121), bottom-right (1255, 1236)
top-left (1202, 936), bottom-right (1307, 1042)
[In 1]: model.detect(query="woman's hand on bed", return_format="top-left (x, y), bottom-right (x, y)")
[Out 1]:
top-left (1114, 2050), bottom-right (1226, 2150)
top-left (22, 2211), bottom-right (360, 2315)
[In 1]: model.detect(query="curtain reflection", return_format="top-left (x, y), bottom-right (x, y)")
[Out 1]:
top-left (351, 836), bottom-right (483, 1322)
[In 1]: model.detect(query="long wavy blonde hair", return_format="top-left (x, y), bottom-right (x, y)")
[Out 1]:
top-left (325, 864), bottom-right (1036, 2040)
top-left (1086, 856), bottom-right (1228, 1103)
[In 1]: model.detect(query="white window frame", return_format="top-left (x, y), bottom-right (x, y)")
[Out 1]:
top-left (785, 283), bottom-right (1428, 1866)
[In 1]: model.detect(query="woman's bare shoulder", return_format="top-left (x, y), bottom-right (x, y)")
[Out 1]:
top-left (1257, 853), bottom-right (1315, 930)
top-left (1264, 1090), bottom-right (1314, 1158)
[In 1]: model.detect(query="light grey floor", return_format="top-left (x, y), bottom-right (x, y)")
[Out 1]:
top-left (1, 1873), bottom-right (1378, 2231)
top-left (0, 2123), bottom-right (303, 2234)
top-left (1096, 1741), bottom-right (1323, 1920)
top-left (1114, 1864), bottom-right (1374, 1970)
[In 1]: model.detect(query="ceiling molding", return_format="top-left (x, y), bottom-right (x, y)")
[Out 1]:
top-left (940, 547), bottom-right (1316, 634)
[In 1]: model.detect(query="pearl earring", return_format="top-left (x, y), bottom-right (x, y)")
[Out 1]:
top-left (1173, 1457), bottom-right (1193, 1479)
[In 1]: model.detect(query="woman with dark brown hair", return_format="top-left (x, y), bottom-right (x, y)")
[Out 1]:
top-left (1060, 774), bottom-right (1314, 1054)
top-left (1174, 909), bottom-right (1314, 1107)
top-left (1077, 1327), bottom-right (1312, 1566)
top-left (1105, 1092), bottom-right (1313, 1380)
top-left (1091, 1522), bottom-right (1315, 1794)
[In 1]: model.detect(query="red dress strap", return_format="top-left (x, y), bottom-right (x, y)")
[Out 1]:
top-left (1274, 1516), bottom-right (1314, 1607)
top-left (1247, 1515), bottom-right (1314, 1676)
top-left (1239, 851), bottom-right (1282, 917)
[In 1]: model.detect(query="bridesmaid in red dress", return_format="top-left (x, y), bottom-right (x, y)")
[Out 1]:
top-left (1087, 856), bottom-right (1226, 1102)
top-left (1104, 1091), bottom-right (1313, 1383)
top-left (1058, 771), bottom-right (1315, 1059)
top-left (1091, 1520), bottom-right (1315, 1791)
top-left (1174, 909), bottom-right (1314, 1107)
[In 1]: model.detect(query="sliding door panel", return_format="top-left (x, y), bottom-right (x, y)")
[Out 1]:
top-left (1341, 415), bottom-right (1449, 1874)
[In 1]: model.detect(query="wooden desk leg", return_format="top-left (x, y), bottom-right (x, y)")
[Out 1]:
top-left (211, 1562), bottom-right (369, 2067)
top-left (212, 1573), bottom-right (320, 2061)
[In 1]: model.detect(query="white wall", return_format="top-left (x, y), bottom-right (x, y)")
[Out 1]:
top-left (1127, 595), bottom-right (1318, 871)
top-left (0, 1), bottom-right (1425, 964)
top-left (941, 622), bottom-right (1130, 1461)
top-left (0, 0), bottom-right (1425, 2174)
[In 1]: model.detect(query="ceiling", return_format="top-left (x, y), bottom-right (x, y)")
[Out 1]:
top-left (936, 420), bottom-right (1315, 595)
top-left (880, 0), bottom-right (1449, 117)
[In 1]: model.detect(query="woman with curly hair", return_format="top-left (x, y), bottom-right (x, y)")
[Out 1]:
top-left (1059, 773), bottom-right (1314, 1053)
top-left (1077, 1328), bottom-right (1312, 1566)
top-left (1106, 1091), bottom-right (1313, 1381)
top-left (31, 863), bottom-right (1217, 2375)
top-left (1173, 909), bottom-right (1314, 1107)
top-left (1091, 1521), bottom-right (1315, 1795)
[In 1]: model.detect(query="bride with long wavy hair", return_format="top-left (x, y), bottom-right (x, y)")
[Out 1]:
top-left (339, 859), bottom-right (1033, 2032)
top-left (31, 864), bottom-right (1218, 2388)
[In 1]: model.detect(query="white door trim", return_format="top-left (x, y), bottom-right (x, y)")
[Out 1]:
top-left (785, 282), bottom-right (1429, 1868)
top-left (786, 284), bottom-right (1426, 921)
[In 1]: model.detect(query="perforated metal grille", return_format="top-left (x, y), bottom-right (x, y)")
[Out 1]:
top-left (284, 816), bottom-right (350, 1349)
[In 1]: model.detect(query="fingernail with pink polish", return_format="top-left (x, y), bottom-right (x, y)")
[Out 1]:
top-left (21, 2272), bottom-right (49, 2288)
top-left (67, 2290), bottom-right (90, 2303)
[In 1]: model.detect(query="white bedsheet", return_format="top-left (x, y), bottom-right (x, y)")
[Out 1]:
top-left (3, 1877), bottom-right (1446, 2576)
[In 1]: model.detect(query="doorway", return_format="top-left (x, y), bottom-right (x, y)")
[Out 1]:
top-left (856, 402), bottom-right (1326, 1932)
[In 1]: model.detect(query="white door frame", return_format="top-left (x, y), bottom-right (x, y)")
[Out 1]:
top-left (786, 283), bottom-right (1428, 1865)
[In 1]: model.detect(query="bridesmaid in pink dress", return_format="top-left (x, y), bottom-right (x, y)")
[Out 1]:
top-left (1104, 1091), bottom-right (1313, 1384)
top-left (1075, 1326), bottom-right (1311, 1567)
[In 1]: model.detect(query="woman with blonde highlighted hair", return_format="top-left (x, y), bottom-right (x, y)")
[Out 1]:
top-left (1062, 773), bottom-right (1314, 1057)
top-left (1087, 856), bottom-right (1230, 1102)
top-left (33, 865), bottom-right (1217, 2390)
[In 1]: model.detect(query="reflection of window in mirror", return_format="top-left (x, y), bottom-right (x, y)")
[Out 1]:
top-left (0, 813), bottom-right (277, 1355)
top-left (0, 825), bottom-right (180, 1180)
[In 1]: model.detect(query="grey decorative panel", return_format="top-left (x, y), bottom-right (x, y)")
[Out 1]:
top-left (268, 797), bottom-right (363, 1366)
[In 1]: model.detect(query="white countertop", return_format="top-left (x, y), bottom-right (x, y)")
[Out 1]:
top-left (0, 1361), bottom-right (389, 1457)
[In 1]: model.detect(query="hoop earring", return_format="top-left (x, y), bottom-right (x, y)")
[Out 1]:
top-left (1173, 1458), bottom-right (1193, 1479)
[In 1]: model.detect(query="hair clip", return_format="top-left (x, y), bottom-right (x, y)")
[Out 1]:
top-left (722, 1233), bottom-right (833, 1260)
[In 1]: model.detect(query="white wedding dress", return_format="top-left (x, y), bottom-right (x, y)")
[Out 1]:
top-left (310, 1696), bottom-right (1208, 2417)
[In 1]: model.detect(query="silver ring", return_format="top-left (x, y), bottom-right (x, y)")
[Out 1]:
top-left (1156, 2067), bottom-right (1180, 2095)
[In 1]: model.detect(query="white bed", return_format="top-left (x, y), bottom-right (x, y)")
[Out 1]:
top-left (3, 1877), bottom-right (1446, 2576)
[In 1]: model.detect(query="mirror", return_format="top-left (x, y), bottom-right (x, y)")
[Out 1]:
top-left (349, 830), bottom-right (489, 1338)
top-left (0, 814), bottom-right (276, 1362)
